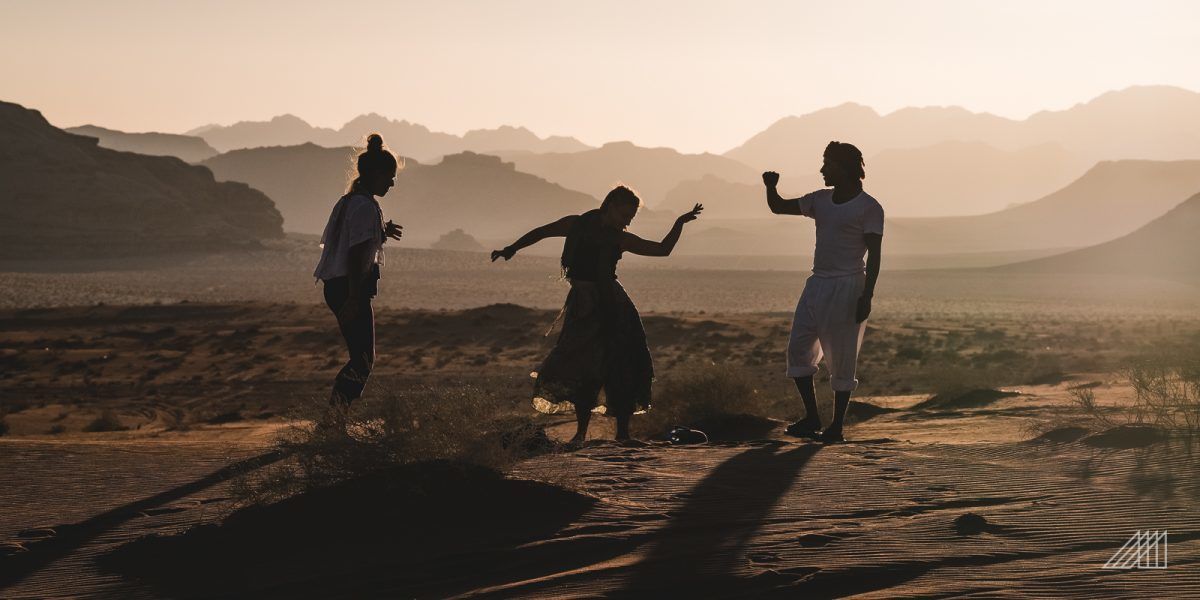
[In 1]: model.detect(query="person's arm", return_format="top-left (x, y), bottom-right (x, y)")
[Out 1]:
top-left (762, 171), bottom-right (808, 215)
top-left (856, 233), bottom-right (882, 323)
top-left (620, 204), bottom-right (703, 257)
top-left (491, 215), bottom-right (576, 261)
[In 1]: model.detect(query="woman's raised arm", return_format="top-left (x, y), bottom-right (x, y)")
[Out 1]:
top-left (620, 203), bottom-right (703, 257)
top-left (492, 215), bottom-right (577, 261)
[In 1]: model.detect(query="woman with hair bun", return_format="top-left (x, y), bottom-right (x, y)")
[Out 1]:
top-left (313, 133), bottom-right (404, 406)
top-left (493, 186), bottom-right (703, 442)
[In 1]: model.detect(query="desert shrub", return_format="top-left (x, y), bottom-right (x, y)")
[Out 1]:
top-left (232, 384), bottom-right (551, 506)
top-left (1069, 350), bottom-right (1200, 438)
top-left (83, 409), bottom-right (127, 432)
top-left (634, 362), bottom-right (771, 439)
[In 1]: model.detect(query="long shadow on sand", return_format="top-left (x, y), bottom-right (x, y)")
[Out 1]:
top-left (614, 442), bottom-right (821, 597)
top-left (0, 450), bottom-right (286, 592)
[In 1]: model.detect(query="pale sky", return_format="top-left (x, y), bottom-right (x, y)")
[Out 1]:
top-left (2, 0), bottom-right (1198, 153)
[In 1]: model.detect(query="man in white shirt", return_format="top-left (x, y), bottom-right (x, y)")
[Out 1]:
top-left (763, 141), bottom-right (883, 442)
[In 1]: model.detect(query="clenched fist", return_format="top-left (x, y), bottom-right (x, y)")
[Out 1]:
top-left (762, 171), bottom-right (780, 188)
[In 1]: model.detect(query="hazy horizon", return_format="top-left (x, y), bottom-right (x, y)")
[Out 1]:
top-left (4, 0), bottom-right (1200, 154)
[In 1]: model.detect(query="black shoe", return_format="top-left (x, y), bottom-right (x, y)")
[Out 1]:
top-left (818, 429), bottom-right (845, 444)
top-left (785, 420), bottom-right (822, 439)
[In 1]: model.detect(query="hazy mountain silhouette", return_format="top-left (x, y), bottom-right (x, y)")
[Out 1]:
top-left (392, 152), bottom-right (598, 242)
top-left (430, 228), bottom-right (485, 253)
top-left (493, 141), bottom-right (759, 206)
top-left (867, 141), bottom-right (1085, 216)
top-left (663, 141), bottom-right (1086, 218)
top-left (891, 159), bottom-right (1200, 253)
top-left (188, 113), bottom-right (590, 161)
top-left (659, 159), bottom-right (1200, 256)
top-left (65, 125), bottom-right (218, 163)
top-left (728, 86), bottom-right (1200, 174)
top-left (0, 101), bottom-right (282, 259)
top-left (1002, 191), bottom-right (1200, 280)
top-left (202, 146), bottom-right (597, 240)
top-left (202, 143), bottom-right (360, 234)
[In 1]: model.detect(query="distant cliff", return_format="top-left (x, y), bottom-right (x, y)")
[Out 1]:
top-left (0, 101), bottom-right (283, 259)
top-left (65, 124), bottom-right (219, 163)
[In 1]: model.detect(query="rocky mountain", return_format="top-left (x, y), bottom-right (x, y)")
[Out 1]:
top-left (187, 113), bottom-right (590, 161)
top-left (0, 101), bottom-right (283, 259)
top-left (493, 141), bottom-right (759, 207)
top-left (202, 146), bottom-right (597, 241)
top-left (663, 141), bottom-right (1086, 218)
top-left (430, 229), bottom-right (485, 253)
top-left (65, 125), bottom-right (218, 163)
top-left (659, 159), bottom-right (1200, 256)
top-left (727, 86), bottom-right (1200, 175)
top-left (202, 143), bottom-right (361, 234)
top-left (1003, 191), bottom-right (1200, 281)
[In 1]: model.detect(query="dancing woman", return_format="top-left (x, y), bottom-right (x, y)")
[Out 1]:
top-left (313, 134), bottom-right (404, 406)
top-left (493, 187), bottom-right (702, 441)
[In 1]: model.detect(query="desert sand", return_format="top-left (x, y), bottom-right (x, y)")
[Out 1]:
top-left (2, 248), bottom-right (1198, 597)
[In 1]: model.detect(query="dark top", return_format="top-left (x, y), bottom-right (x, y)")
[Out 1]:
top-left (561, 209), bottom-right (623, 281)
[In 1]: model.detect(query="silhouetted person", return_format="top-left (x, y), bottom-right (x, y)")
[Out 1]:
top-left (493, 187), bottom-right (703, 442)
top-left (313, 133), bottom-right (404, 406)
top-left (763, 141), bottom-right (883, 443)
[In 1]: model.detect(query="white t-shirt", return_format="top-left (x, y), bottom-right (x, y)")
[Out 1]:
top-left (312, 193), bottom-right (385, 281)
top-left (795, 189), bottom-right (884, 278)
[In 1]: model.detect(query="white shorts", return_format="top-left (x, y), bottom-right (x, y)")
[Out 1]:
top-left (786, 273), bottom-right (867, 392)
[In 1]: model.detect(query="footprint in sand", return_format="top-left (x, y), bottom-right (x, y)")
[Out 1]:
top-left (16, 527), bottom-right (56, 540)
top-left (748, 551), bottom-right (781, 564)
top-left (797, 531), bottom-right (860, 547)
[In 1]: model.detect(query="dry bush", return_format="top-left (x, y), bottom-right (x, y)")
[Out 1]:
top-left (83, 409), bottom-right (127, 432)
top-left (634, 362), bottom-right (771, 439)
top-left (1069, 351), bottom-right (1200, 438)
top-left (232, 384), bottom-right (552, 506)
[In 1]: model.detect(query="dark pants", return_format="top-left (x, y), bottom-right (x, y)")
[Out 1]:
top-left (323, 272), bottom-right (377, 405)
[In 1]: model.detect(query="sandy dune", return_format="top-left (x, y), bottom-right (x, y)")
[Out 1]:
top-left (2, 402), bottom-right (1196, 598)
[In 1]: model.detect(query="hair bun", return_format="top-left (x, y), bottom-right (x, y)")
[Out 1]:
top-left (366, 133), bottom-right (384, 152)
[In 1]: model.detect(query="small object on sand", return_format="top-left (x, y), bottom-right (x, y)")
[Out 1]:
top-left (784, 420), bottom-right (821, 439)
top-left (818, 429), bottom-right (845, 444)
top-left (954, 513), bottom-right (989, 535)
top-left (668, 426), bottom-right (708, 445)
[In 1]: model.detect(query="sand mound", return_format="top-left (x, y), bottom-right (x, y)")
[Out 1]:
top-left (1031, 426), bottom-right (1091, 444)
top-left (98, 460), bottom-right (594, 597)
top-left (846, 400), bottom-right (898, 424)
top-left (912, 389), bottom-right (1020, 411)
top-left (1080, 424), bottom-right (1166, 449)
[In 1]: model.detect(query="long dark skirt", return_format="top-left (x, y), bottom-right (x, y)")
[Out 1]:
top-left (533, 279), bottom-right (653, 418)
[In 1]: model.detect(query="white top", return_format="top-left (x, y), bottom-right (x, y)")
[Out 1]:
top-left (795, 189), bottom-right (884, 278)
top-left (312, 193), bottom-right (385, 281)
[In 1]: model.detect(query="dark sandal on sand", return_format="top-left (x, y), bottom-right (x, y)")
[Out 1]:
top-left (818, 429), bottom-right (845, 444)
top-left (785, 421), bottom-right (822, 439)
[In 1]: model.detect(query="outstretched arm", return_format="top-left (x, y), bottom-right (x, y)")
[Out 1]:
top-left (762, 171), bottom-right (807, 215)
top-left (856, 233), bottom-right (882, 323)
top-left (620, 204), bottom-right (703, 257)
top-left (491, 215), bottom-right (576, 261)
